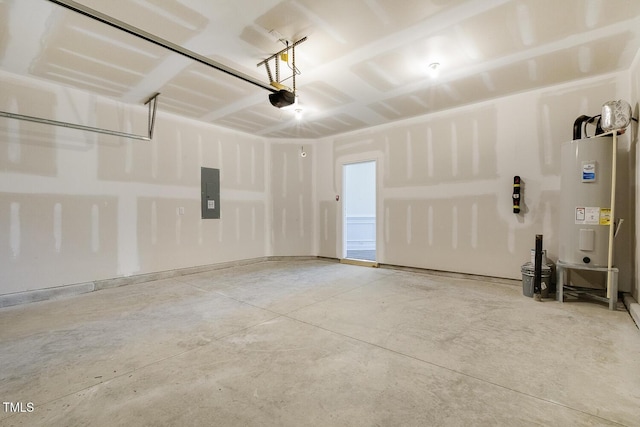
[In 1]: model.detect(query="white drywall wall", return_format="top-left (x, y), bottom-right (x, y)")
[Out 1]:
top-left (269, 142), bottom-right (315, 256)
top-left (316, 71), bottom-right (636, 286)
top-left (0, 71), bottom-right (270, 295)
top-left (0, 66), bottom-right (637, 296)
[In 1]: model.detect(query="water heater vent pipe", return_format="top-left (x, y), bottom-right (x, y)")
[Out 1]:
top-left (606, 130), bottom-right (617, 299)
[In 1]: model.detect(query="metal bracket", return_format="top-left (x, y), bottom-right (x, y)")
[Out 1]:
top-left (258, 37), bottom-right (307, 93)
top-left (145, 92), bottom-right (159, 140)
top-left (0, 93), bottom-right (160, 141)
top-left (257, 37), bottom-right (307, 68)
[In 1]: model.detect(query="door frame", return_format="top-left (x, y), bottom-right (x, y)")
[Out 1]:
top-left (341, 159), bottom-right (377, 265)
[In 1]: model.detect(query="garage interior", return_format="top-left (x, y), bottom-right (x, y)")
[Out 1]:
top-left (2, 0), bottom-right (640, 425)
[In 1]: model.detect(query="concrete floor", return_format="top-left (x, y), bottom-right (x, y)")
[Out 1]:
top-left (1, 259), bottom-right (639, 426)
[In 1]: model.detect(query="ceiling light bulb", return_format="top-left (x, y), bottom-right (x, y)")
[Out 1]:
top-left (427, 62), bottom-right (440, 78)
top-left (295, 109), bottom-right (303, 120)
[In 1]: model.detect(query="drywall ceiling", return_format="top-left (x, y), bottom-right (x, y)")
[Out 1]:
top-left (1, 0), bottom-right (640, 139)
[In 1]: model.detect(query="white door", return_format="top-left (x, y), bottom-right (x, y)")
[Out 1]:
top-left (343, 161), bottom-right (376, 261)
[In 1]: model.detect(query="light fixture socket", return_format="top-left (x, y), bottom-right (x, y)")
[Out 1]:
top-left (427, 62), bottom-right (440, 78)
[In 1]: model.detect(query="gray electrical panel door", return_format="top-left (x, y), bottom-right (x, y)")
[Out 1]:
top-left (201, 167), bottom-right (220, 219)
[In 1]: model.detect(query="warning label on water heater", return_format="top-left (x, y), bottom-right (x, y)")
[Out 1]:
top-left (575, 207), bottom-right (600, 224)
top-left (599, 208), bottom-right (611, 225)
top-left (582, 160), bottom-right (596, 182)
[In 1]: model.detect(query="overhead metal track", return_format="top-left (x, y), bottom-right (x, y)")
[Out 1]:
top-left (0, 93), bottom-right (160, 141)
top-left (46, 0), bottom-right (276, 93)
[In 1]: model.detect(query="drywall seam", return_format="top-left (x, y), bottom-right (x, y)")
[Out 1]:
top-left (265, 139), bottom-right (274, 256)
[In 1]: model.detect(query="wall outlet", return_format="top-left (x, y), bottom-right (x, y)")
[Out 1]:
top-left (177, 207), bottom-right (185, 215)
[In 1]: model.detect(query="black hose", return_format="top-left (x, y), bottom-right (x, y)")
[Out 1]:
top-left (573, 115), bottom-right (591, 140)
top-left (534, 235), bottom-right (543, 298)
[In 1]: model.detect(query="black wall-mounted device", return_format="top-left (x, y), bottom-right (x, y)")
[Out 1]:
top-left (513, 176), bottom-right (521, 214)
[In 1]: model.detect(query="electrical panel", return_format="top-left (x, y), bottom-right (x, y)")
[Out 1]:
top-left (201, 167), bottom-right (220, 219)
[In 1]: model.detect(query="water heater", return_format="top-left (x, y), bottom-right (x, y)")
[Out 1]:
top-left (558, 136), bottom-right (612, 266)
